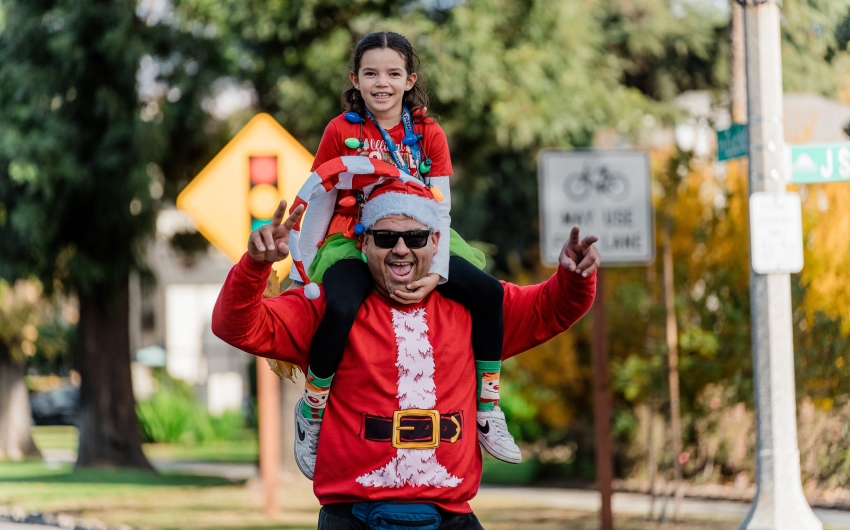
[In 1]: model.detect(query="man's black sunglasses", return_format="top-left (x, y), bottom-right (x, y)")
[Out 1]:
top-left (366, 229), bottom-right (433, 249)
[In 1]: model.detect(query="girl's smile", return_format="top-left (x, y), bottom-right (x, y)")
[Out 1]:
top-left (349, 48), bottom-right (417, 129)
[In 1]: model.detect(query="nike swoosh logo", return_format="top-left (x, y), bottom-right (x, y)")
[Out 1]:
top-left (297, 423), bottom-right (306, 441)
top-left (477, 420), bottom-right (490, 434)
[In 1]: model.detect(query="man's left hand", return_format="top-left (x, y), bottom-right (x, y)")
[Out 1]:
top-left (559, 225), bottom-right (600, 277)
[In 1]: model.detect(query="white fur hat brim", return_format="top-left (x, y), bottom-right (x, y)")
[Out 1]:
top-left (361, 193), bottom-right (440, 231)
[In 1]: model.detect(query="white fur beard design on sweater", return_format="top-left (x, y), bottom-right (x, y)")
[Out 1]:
top-left (356, 308), bottom-right (462, 489)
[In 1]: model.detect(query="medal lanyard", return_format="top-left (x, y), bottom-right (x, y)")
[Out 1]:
top-left (364, 106), bottom-right (423, 178)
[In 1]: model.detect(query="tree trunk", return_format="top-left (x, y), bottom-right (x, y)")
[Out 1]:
top-left (0, 342), bottom-right (41, 460)
top-left (75, 278), bottom-right (152, 470)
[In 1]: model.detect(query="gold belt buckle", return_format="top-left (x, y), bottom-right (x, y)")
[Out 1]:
top-left (391, 409), bottom-right (441, 449)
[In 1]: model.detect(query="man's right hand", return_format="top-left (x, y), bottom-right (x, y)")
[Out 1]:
top-left (248, 200), bottom-right (305, 263)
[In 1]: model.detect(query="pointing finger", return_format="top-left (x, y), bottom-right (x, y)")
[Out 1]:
top-left (577, 234), bottom-right (599, 252)
top-left (569, 225), bottom-right (581, 245)
top-left (282, 204), bottom-right (305, 231)
top-left (270, 200), bottom-right (288, 228)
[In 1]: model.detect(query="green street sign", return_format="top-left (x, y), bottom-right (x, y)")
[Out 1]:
top-left (789, 143), bottom-right (850, 184)
top-left (717, 124), bottom-right (748, 161)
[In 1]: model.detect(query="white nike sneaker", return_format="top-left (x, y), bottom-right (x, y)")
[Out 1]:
top-left (477, 406), bottom-right (522, 464)
top-left (294, 398), bottom-right (322, 480)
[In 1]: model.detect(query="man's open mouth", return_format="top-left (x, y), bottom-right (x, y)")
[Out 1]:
top-left (388, 261), bottom-right (414, 281)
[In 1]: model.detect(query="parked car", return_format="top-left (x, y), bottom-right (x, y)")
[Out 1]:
top-left (30, 386), bottom-right (78, 426)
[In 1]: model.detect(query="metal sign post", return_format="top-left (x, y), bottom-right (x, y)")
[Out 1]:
top-left (539, 150), bottom-right (654, 530)
top-left (177, 113), bottom-right (314, 517)
top-left (739, 1), bottom-right (821, 528)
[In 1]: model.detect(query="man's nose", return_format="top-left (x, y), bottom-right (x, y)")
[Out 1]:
top-left (392, 236), bottom-right (410, 254)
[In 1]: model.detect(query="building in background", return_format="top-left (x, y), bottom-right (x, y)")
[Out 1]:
top-left (129, 207), bottom-right (250, 415)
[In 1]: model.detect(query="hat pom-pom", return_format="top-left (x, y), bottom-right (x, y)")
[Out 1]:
top-left (304, 282), bottom-right (321, 300)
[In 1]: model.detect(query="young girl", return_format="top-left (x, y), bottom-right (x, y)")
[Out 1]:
top-left (291, 31), bottom-right (521, 479)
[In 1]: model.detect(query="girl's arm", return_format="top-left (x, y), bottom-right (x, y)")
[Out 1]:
top-left (425, 123), bottom-right (453, 283)
top-left (429, 174), bottom-right (451, 283)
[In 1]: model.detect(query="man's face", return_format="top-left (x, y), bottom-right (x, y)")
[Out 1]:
top-left (362, 214), bottom-right (440, 299)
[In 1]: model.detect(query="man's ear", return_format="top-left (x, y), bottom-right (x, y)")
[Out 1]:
top-left (431, 230), bottom-right (440, 256)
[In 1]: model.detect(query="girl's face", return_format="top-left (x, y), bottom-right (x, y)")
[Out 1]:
top-left (349, 47), bottom-right (417, 119)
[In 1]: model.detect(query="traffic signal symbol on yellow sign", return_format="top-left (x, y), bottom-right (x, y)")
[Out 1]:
top-left (177, 113), bottom-right (314, 277)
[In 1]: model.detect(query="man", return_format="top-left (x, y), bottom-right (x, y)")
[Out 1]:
top-left (212, 178), bottom-right (600, 529)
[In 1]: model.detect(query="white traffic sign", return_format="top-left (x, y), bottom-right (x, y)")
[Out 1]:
top-left (538, 150), bottom-right (654, 266)
top-left (748, 192), bottom-right (803, 274)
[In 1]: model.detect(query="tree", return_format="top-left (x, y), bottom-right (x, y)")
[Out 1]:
top-left (0, 280), bottom-right (42, 461)
top-left (0, 0), bottom-right (161, 469)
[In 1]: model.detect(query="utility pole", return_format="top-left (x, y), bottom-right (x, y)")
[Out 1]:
top-left (258, 272), bottom-right (282, 517)
top-left (738, 1), bottom-right (821, 528)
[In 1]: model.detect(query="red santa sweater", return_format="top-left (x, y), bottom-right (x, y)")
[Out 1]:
top-left (212, 254), bottom-right (595, 513)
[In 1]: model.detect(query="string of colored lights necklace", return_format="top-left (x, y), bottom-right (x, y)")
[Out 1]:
top-left (344, 105), bottom-right (432, 179)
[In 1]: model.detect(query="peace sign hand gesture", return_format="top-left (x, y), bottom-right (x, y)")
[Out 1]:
top-left (247, 200), bottom-right (306, 263)
top-left (559, 225), bottom-right (601, 277)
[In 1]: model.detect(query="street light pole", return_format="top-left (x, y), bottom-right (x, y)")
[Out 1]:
top-left (739, 1), bottom-right (821, 528)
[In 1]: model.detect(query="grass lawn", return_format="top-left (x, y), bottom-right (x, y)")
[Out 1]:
top-left (32, 426), bottom-right (259, 463)
top-left (0, 459), bottom-right (319, 530)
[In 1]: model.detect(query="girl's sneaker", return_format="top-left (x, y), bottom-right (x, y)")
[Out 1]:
top-left (293, 398), bottom-right (321, 480)
top-left (476, 406), bottom-right (522, 464)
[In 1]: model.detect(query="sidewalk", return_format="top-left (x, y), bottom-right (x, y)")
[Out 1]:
top-left (474, 486), bottom-right (850, 528)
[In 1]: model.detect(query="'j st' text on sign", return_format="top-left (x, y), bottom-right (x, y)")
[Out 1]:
top-left (538, 151), bottom-right (654, 266)
top-left (789, 143), bottom-right (850, 184)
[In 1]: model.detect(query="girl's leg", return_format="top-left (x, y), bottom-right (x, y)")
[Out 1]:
top-left (437, 256), bottom-right (521, 464)
top-left (300, 258), bottom-right (373, 420)
top-left (436, 256), bottom-right (504, 410)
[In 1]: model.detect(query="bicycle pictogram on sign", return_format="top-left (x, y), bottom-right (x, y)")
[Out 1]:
top-left (563, 164), bottom-right (630, 202)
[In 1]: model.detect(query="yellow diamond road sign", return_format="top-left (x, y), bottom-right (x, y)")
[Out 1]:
top-left (177, 113), bottom-right (314, 277)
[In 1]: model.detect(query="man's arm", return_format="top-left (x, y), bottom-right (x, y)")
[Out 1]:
top-left (501, 226), bottom-right (600, 359)
top-left (212, 253), bottom-right (322, 367)
top-left (501, 267), bottom-right (596, 359)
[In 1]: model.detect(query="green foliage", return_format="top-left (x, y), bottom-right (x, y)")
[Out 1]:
top-left (780, 0), bottom-right (850, 95)
top-left (136, 389), bottom-right (245, 445)
top-left (497, 380), bottom-right (541, 442)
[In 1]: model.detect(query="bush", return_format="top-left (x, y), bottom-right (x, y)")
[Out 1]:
top-left (137, 390), bottom-right (245, 444)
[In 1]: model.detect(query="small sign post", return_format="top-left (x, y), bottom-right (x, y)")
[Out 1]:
top-left (538, 150), bottom-right (655, 530)
top-left (717, 124), bottom-right (749, 161)
top-left (177, 113), bottom-right (314, 517)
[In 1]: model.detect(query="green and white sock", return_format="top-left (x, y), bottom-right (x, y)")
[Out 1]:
top-left (476, 360), bottom-right (502, 412)
top-left (300, 368), bottom-right (334, 420)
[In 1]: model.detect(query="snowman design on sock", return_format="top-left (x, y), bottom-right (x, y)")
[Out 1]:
top-left (479, 372), bottom-right (500, 407)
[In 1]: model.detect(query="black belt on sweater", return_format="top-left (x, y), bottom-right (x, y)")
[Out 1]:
top-left (364, 409), bottom-right (462, 449)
